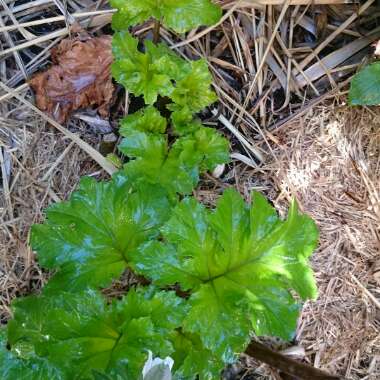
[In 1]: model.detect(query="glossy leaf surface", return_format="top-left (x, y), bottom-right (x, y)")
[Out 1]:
top-left (112, 32), bottom-right (180, 104)
top-left (191, 126), bottom-right (230, 171)
top-left (170, 60), bottom-right (217, 113)
top-left (112, 32), bottom-right (217, 110)
top-left (120, 105), bottom-right (167, 135)
top-left (131, 190), bottom-right (318, 361)
top-left (171, 331), bottom-right (223, 380)
top-left (0, 329), bottom-right (63, 380)
top-left (111, 0), bottom-right (221, 33)
top-left (120, 133), bottom-right (201, 195)
top-left (31, 174), bottom-right (171, 293)
top-left (118, 106), bottom-right (228, 195)
top-left (7, 288), bottom-right (186, 379)
top-left (349, 62), bottom-right (380, 105)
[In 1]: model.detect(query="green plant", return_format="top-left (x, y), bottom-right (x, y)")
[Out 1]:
top-left (110, 0), bottom-right (221, 34)
top-left (0, 1), bottom-right (319, 379)
top-left (349, 62), bottom-right (380, 105)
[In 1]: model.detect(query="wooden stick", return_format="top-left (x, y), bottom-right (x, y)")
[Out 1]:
top-left (246, 341), bottom-right (345, 380)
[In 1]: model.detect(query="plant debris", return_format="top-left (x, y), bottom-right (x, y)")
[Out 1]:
top-left (29, 35), bottom-right (114, 124)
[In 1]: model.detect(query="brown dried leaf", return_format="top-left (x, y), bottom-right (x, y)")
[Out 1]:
top-left (29, 36), bottom-right (114, 124)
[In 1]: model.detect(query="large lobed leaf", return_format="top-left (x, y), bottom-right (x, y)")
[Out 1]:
top-left (131, 190), bottom-right (319, 362)
top-left (118, 106), bottom-right (229, 195)
top-left (7, 288), bottom-right (187, 379)
top-left (111, 0), bottom-right (221, 33)
top-left (112, 31), bottom-right (217, 110)
top-left (31, 174), bottom-right (172, 293)
top-left (349, 62), bottom-right (380, 105)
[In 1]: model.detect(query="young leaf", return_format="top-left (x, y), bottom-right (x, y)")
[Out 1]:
top-left (170, 107), bottom-right (201, 135)
top-left (120, 105), bottom-right (167, 135)
top-left (112, 32), bottom-right (217, 110)
top-left (0, 330), bottom-right (63, 380)
top-left (131, 190), bottom-right (318, 362)
top-left (147, 41), bottom-right (190, 80)
top-left (349, 62), bottom-right (380, 105)
top-left (120, 133), bottom-right (203, 195)
top-left (7, 288), bottom-right (187, 379)
top-left (191, 127), bottom-right (230, 171)
top-left (170, 60), bottom-right (217, 113)
top-left (170, 331), bottom-right (223, 380)
top-left (111, 0), bottom-right (221, 33)
top-left (30, 174), bottom-right (171, 293)
top-left (120, 129), bottom-right (228, 195)
top-left (118, 106), bottom-right (229, 193)
top-left (112, 32), bottom-right (178, 104)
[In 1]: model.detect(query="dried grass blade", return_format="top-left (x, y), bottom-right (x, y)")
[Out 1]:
top-left (0, 83), bottom-right (117, 176)
top-left (211, 108), bottom-right (264, 162)
top-left (295, 28), bottom-right (380, 87)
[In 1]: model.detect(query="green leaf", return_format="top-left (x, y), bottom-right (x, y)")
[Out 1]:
top-left (30, 174), bottom-right (171, 293)
top-left (349, 62), bottom-right (380, 105)
top-left (111, 0), bottom-right (221, 33)
top-left (146, 41), bottom-right (190, 80)
top-left (171, 331), bottom-right (223, 380)
top-left (118, 112), bottom-right (199, 195)
top-left (112, 32), bottom-right (217, 110)
top-left (121, 133), bottom-right (203, 195)
top-left (191, 127), bottom-right (229, 170)
top-left (131, 190), bottom-right (318, 361)
top-left (348, 62), bottom-right (380, 106)
top-left (118, 106), bottom-right (229, 193)
top-left (120, 106), bottom-right (167, 135)
top-left (112, 32), bottom-right (177, 104)
top-left (8, 288), bottom-right (187, 379)
top-left (0, 329), bottom-right (63, 380)
top-left (170, 107), bottom-right (201, 135)
top-left (170, 60), bottom-right (217, 113)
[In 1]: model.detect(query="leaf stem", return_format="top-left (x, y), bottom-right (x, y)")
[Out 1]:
top-left (152, 19), bottom-right (161, 44)
top-left (245, 341), bottom-right (345, 380)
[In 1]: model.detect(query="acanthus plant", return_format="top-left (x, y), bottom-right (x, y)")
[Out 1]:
top-left (0, 1), bottom-right (319, 379)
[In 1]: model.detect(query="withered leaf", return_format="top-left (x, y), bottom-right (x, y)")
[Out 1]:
top-left (29, 36), bottom-right (114, 124)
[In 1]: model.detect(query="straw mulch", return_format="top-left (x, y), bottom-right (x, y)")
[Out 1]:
top-left (1, 0), bottom-right (380, 379)
top-left (265, 102), bottom-right (380, 380)
top-left (196, 101), bottom-right (380, 380)
top-left (0, 113), bottom-right (106, 321)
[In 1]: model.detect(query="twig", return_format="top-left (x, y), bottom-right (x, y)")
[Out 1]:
top-left (297, 0), bottom-right (375, 71)
top-left (246, 341), bottom-right (345, 379)
top-left (152, 19), bottom-right (161, 44)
